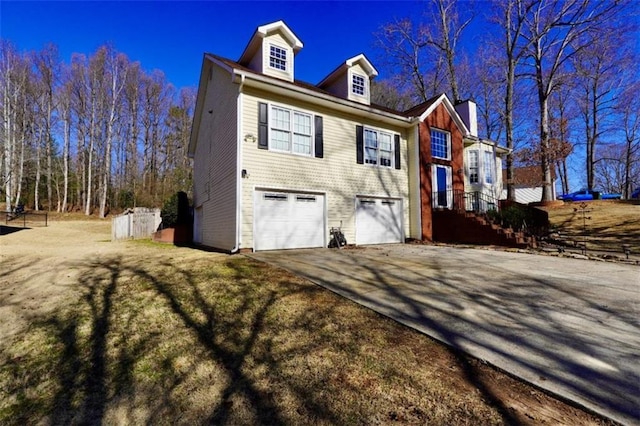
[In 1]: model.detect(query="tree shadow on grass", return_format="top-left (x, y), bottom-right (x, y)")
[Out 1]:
top-left (1, 253), bottom-right (357, 425)
top-left (250, 247), bottom-right (637, 424)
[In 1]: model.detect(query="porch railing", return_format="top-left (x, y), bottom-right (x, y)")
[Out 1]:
top-left (432, 190), bottom-right (499, 214)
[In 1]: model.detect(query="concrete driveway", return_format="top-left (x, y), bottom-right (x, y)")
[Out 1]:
top-left (250, 245), bottom-right (640, 425)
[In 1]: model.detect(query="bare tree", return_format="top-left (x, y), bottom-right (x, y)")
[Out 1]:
top-left (617, 83), bottom-right (640, 198)
top-left (520, 0), bottom-right (621, 201)
top-left (572, 23), bottom-right (632, 192)
top-left (32, 43), bottom-right (60, 211)
top-left (1, 42), bottom-right (196, 214)
top-left (370, 79), bottom-right (415, 111)
top-left (98, 47), bottom-right (128, 218)
top-left (421, 0), bottom-right (473, 102)
top-left (375, 0), bottom-right (472, 104)
top-left (375, 18), bottom-right (441, 102)
top-left (487, 0), bottom-right (539, 200)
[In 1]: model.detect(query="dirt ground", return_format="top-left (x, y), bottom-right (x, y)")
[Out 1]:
top-left (0, 219), bottom-right (615, 425)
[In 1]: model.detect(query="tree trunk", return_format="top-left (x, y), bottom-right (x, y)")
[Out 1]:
top-left (35, 127), bottom-right (43, 210)
top-left (505, 58), bottom-right (516, 201)
top-left (62, 114), bottom-right (70, 212)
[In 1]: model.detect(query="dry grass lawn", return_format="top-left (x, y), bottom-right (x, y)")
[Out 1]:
top-left (542, 200), bottom-right (640, 254)
top-left (0, 217), bottom-right (614, 425)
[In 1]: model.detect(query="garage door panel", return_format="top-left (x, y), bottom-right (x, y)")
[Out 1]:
top-left (254, 191), bottom-right (325, 251)
top-left (356, 197), bottom-right (403, 245)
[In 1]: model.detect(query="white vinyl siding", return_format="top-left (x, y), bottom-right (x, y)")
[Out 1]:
top-left (347, 64), bottom-right (370, 105)
top-left (262, 33), bottom-right (294, 82)
top-left (192, 64), bottom-right (238, 250)
top-left (240, 87), bottom-right (411, 250)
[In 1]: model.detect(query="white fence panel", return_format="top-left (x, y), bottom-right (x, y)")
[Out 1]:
top-left (111, 208), bottom-right (161, 241)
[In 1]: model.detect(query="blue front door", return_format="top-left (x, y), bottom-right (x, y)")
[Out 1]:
top-left (436, 166), bottom-right (447, 207)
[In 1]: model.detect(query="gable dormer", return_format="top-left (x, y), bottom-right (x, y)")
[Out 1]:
top-left (317, 54), bottom-right (378, 105)
top-left (238, 20), bottom-right (303, 83)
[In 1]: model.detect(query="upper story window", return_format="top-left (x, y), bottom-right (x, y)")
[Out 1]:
top-left (364, 128), bottom-right (393, 167)
top-left (270, 105), bottom-right (312, 156)
top-left (431, 128), bottom-right (450, 160)
top-left (468, 150), bottom-right (479, 184)
top-left (484, 151), bottom-right (494, 184)
top-left (352, 74), bottom-right (366, 96)
top-left (269, 44), bottom-right (287, 71)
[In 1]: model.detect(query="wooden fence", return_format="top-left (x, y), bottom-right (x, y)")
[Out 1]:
top-left (112, 208), bottom-right (161, 241)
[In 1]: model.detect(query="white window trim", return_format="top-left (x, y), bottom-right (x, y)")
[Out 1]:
top-left (430, 128), bottom-right (451, 160)
top-left (363, 127), bottom-right (395, 169)
top-left (268, 103), bottom-right (314, 157)
top-left (351, 73), bottom-right (366, 96)
top-left (484, 150), bottom-right (495, 184)
top-left (431, 165), bottom-right (453, 209)
top-left (349, 70), bottom-right (368, 99)
top-left (468, 149), bottom-right (479, 184)
top-left (268, 43), bottom-right (288, 72)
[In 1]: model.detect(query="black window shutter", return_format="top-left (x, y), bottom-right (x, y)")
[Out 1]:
top-left (356, 125), bottom-right (364, 164)
top-left (258, 102), bottom-right (268, 149)
top-left (394, 134), bottom-right (401, 170)
top-left (314, 115), bottom-right (323, 158)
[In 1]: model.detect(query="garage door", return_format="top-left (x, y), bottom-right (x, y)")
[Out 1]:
top-left (254, 190), bottom-right (325, 251)
top-left (356, 197), bottom-right (403, 245)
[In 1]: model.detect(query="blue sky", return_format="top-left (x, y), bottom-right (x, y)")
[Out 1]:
top-left (1, 1), bottom-right (440, 89)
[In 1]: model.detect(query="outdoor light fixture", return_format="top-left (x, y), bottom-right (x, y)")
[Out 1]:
top-left (242, 169), bottom-right (249, 178)
top-left (244, 133), bottom-right (257, 143)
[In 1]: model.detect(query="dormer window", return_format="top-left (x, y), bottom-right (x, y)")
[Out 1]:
top-left (269, 44), bottom-right (287, 71)
top-left (352, 74), bottom-right (366, 96)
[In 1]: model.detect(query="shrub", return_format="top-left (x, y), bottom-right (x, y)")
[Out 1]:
top-left (117, 190), bottom-right (135, 209)
top-left (161, 191), bottom-right (191, 228)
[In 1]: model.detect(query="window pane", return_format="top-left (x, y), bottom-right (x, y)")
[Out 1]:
top-left (469, 150), bottom-right (478, 184)
top-left (364, 129), bottom-right (377, 148)
top-left (365, 147), bottom-right (378, 164)
top-left (293, 134), bottom-right (311, 155)
top-left (271, 107), bottom-right (290, 130)
top-left (431, 129), bottom-right (448, 159)
top-left (352, 74), bottom-right (365, 95)
top-left (293, 112), bottom-right (311, 135)
top-left (380, 151), bottom-right (392, 167)
top-left (269, 45), bottom-right (287, 71)
top-left (379, 133), bottom-right (392, 151)
top-left (271, 129), bottom-right (290, 151)
top-left (484, 151), bottom-right (494, 184)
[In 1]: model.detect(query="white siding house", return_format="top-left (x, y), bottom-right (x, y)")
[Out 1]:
top-left (189, 21), bottom-right (417, 252)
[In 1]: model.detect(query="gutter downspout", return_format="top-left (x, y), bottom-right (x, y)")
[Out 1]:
top-left (231, 72), bottom-right (246, 253)
top-left (413, 122), bottom-right (421, 239)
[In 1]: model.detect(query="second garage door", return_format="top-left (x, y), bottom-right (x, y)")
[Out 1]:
top-left (254, 190), bottom-right (325, 251)
top-left (355, 197), bottom-right (403, 245)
